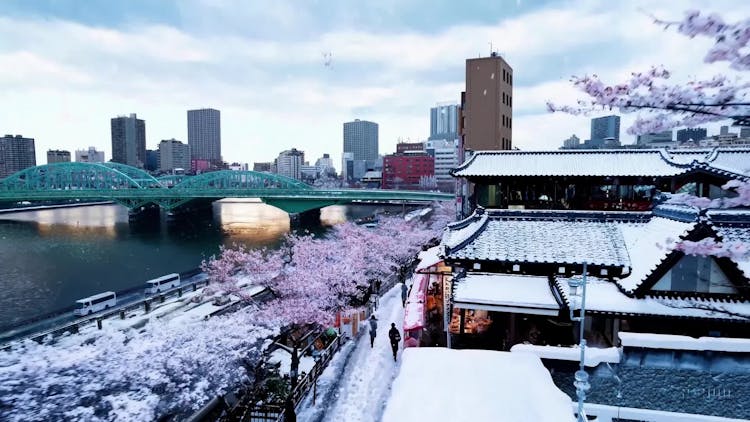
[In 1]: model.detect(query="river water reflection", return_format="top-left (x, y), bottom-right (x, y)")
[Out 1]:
top-left (0, 200), bottom-right (375, 327)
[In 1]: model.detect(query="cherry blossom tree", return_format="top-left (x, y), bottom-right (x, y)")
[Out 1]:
top-left (547, 10), bottom-right (750, 133)
top-left (0, 309), bottom-right (276, 421)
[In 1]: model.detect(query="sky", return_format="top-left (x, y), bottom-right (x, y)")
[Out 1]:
top-left (1, 0), bottom-right (748, 169)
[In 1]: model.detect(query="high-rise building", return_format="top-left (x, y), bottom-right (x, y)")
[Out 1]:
top-left (158, 139), bottom-right (191, 172)
top-left (75, 147), bottom-right (105, 163)
top-left (47, 149), bottom-right (71, 164)
top-left (637, 130), bottom-right (672, 146)
top-left (111, 113), bottom-right (146, 167)
top-left (425, 139), bottom-right (458, 191)
top-left (275, 148), bottom-right (305, 180)
top-left (382, 152), bottom-right (434, 189)
top-left (253, 162), bottom-right (272, 172)
top-left (145, 150), bottom-right (159, 171)
top-left (343, 119), bottom-right (378, 161)
top-left (676, 127), bottom-right (707, 143)
top-left (463, 53), bottom-right (513, 151)
top-left (315, 153), bottom-right (336, 177)
top-left (590, 115), bottom-right (621, 147)
top-left (430, 103), bottom-right (459, 141)
top-left (740, 128), bottom-right (750, 139)
top-left (0, 135), bottom-right (36, 178)
top-left (187, 108), bottom-right (221, 164)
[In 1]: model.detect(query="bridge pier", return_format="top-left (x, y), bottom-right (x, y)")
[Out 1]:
top-left (290, 208), bottom-right (321, 228)
top-left (128, 203), bottom-right (161, 223)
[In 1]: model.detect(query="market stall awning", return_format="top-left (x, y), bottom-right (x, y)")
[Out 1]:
top-left (453, 273), bottom-right (561, 316)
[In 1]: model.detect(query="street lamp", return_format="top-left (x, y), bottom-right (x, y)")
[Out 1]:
top-left (312, 349), bottom-right (322, 405)
top-left (568, 262), bottom-right (590, 422)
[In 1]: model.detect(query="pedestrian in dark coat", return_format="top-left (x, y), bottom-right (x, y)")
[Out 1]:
top-left (401, 282), bottom-right (409, 307)
top-left (388, 323), bottom-right (401, 361)
top-left (369, 315), bottom-right (378, 348)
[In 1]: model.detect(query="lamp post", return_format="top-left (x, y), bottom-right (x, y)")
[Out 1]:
top-left (568, 262), bottom-right (590, 422)
top-left (312, 349), bottom-right (322, 405)
top-left (290, 341), bottom-right (300, 391)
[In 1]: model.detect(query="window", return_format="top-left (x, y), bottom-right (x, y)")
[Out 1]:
top-left (651, 255), bottom-right (737, 294)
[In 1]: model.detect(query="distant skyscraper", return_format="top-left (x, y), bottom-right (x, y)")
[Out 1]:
top-left (343, 119), bottom-right (379, 161)
top-left (425, 139), bottom-right (458, 190)
top-left (187, 108), bottom-right (221, 163)
top-left (463, 53), bottom-right (513, 151)
top-left (0, 134), bottom-right (36, 178)
top-left (275, 148), bottom-right (305, 180)
top-left (676, 127), bottom-right (707, 143)
top-left (740, 128), bottom-right (750, 139)
top-left (590, 115), bottom-right (621, 147)
top-left (111, 113), bottom-right (146, 167)
top-left (75, 147), bottom-right (105, 163)
top-left (158, 139), bottom-right (191, 172)
top-left (637, 130), bottom-right (672, 146)
top-left (430, 103), bottom-right (459, 141)
top-left (145, 149), bottom-right (159, 171)
top-left (47, 149), bottom-right (71, 164)
top-left (396, 142), bottom-right (425, 153)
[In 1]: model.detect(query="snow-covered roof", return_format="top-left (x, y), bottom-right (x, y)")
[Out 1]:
top-left (443, 209), bottom-right (631, 267)
top-left (617, 215), bottom-right (695, 292)
top-left (510, 344), bottom-right (621, 367)
top-left (415, 246), bottom-right (443, 271)
top-left (453, 149), bottom-right (691, 178)
top-left (453, 273), bottom-right (560, 315)
top-left (619, 332), bottom-right (750, 353)
top-left (381, 348), bottom-right (575, 422)
top-left (707, 148), bottom-right (750, 176)
top-left (554, 277), bottom-right (750, 320)
top-left (404, 273), bottom-right (428, 330)
top-left (440, 208), bottom-right (489, 250)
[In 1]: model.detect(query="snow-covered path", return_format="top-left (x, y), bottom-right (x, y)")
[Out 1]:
top-left (298, 284), bottom-right (405, 422)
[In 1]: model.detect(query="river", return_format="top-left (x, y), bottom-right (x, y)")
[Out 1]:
top-left (0, 200), bottom-right (384, 328)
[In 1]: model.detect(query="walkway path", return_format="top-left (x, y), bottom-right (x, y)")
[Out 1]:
top-left (297, 284), bottom-right (406, 422)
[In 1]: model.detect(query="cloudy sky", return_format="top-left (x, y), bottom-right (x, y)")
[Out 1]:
top-left (1, 0), bottom-right (747, 168)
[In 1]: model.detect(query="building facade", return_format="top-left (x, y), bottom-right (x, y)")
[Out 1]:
top-left (425, 139), bottom-right (458, 191)
top-left (275, 148), bottom-right (305, 180)
top-left (343, 119), bottom-right (378, 161)
top-left (75, 147), bottom-right (105, 163)
top-left (589, 115), bottom-right (621, 147)
top-left (0, 135), bottom-right (36, 178)
top-left (145, 150), bottom-right (159, 171)
top-left (253, 162), bottom-right (272, 172)
top-left (158, 139), bottom-right (191, 172)
top-left (47, 149), bottom-right (71, 164)
top-left (463, 53), bottom-right (513, 151)
top-left (430, 103), bottom-right (459, 141)
top-left (636, 130), bottom-right (672, 146)
top-left (676, 127), bottom-right (707, 143)
top-left (382, 152), bottom-right (434, 189)
top-left (187, 108), bottom-right (221, 164)
top-left (561, 135), bottom-right (580, 149)
top-left (314, 153), bottom-right (336, 177)
top-left (111, 113), bottom-right (146, 168)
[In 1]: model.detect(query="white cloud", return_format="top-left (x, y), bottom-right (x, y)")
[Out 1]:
top-left (0, 0), bottom-right (749, 167)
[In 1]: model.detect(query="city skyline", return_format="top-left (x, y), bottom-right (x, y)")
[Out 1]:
top-left (1, 0), bottom-right (747, 168)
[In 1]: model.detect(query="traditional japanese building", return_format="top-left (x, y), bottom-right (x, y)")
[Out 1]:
top-left (440, 148), bottom-right (750, 419)
top-left (452, 148), bottom-right (750, 212)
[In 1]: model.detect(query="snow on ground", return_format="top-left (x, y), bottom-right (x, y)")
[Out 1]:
top-left (381, 348), bottom-right (575, 422)
top-left (297, 284), bottom-right (405, 422)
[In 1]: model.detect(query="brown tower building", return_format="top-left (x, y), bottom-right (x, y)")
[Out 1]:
top-left (463, 53), bottom-right (513, 151)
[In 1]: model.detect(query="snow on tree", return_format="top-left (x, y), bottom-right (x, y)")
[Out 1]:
top-left (547, 10), bottom-right (750, 133)
top-left (0, 309), bottom-right (276, 421)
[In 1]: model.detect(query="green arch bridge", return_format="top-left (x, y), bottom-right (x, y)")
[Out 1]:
top-left (0, 163), bottom-right (453, 214)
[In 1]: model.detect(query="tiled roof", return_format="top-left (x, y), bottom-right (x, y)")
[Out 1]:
top-left (712, 223), bottom-right (750, 280)
top-left (452, 149), bottom-right (691, 177)
top-left (451, 147), bottom-right (750, 179)
top-left (554, 277), bottom-right (750, 320)
top-left (443, 209), bottom-right (631, 267)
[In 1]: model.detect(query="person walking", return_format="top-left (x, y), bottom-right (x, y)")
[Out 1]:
top-left (368, 315), bottom-right (378, 348)
top-left (388, 323), bottom-right (401, 361)
top-left (401, 282), bottom-right (409, 307)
